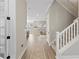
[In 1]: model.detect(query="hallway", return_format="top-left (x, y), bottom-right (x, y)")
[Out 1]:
top-left (22, 34), bottom-right (56, 59)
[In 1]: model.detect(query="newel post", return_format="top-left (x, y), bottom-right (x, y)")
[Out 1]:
top-left (56, 32), bottom-right (60, 59)
top-left (74, 18), bottom-right (79, 36)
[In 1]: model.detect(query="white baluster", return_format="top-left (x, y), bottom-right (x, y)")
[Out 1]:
top-left (56, 32), bottom-right (60, 50)
top-left (59, 34), bottom-right (61, 48)
top-left (71, 25), bottom-right (73, 40)
top-left (69, 28), bottom-right (70, 42)
top-left (66, 30), bottom-right (67, 45)
top-left (74, 19), bottom-right (78, 37)
top-left (63, 33), bottom-right (65, 46)
top-left (73, 23), bottom-right (76, 38)
top-left (56, 32), bottom-right (60, 59)
top-left (76, 20), bottom-right (78, 36)
top-left (74, 20), bottom-right (77, 38)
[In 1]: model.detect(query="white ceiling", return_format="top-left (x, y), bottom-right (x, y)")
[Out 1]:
top-left (27, 0), bottom-right (54, 19)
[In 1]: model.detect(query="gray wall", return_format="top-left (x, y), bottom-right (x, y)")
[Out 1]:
top-left (78, 0), bottom-right (79, 16)
top-left (16, 0), bottom-right (27, 58)
top-left (48, 1), bottom-right (76, 42)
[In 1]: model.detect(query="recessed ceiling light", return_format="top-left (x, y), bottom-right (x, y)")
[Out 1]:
top-left (36, 14), bottom-right (40, 17)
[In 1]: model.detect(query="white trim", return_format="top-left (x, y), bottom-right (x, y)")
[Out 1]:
top-left (8, 0), bottom-right (16, 59)
top-left (46, 13), bottom-right (50, 44)
top-left (18, 47), bottom-right (27, 59)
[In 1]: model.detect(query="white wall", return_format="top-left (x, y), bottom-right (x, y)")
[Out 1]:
top-left (48, 1), bottom-right (76, 42)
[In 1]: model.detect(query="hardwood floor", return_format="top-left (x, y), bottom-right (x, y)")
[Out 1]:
top-left (22, 34), bottom-right (56, 59)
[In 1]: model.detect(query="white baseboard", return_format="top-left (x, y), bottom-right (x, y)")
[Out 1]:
top-left (18, 47), bottom-right (27, 59)
top-left (61, 55), bottom-right (79, 59)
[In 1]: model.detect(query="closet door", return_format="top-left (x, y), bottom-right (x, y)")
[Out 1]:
top-left (0, 0), bottom-right (8, 59)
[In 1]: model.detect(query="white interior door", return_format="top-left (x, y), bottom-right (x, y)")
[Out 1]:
top-left (0, 0), bottom-right (8, 59)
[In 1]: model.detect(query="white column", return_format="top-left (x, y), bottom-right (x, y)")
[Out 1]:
top-left (47, 13), bottom-right (50, 44)
top-left (78, 0), bottom-right (79, 17)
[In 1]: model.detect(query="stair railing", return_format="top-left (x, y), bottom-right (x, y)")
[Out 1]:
top-left (56, 17), bottom-right (79, 58)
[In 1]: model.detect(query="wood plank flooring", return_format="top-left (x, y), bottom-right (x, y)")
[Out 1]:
top-left (22, 34), bottom-right (56, 59)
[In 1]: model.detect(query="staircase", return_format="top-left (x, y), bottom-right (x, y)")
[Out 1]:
top-left (47, 0), bottom-right (79, 59)
top-left (49, 17), bottom-right (79, 59)
top-left (55, 17), bottom-right (79, 59)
